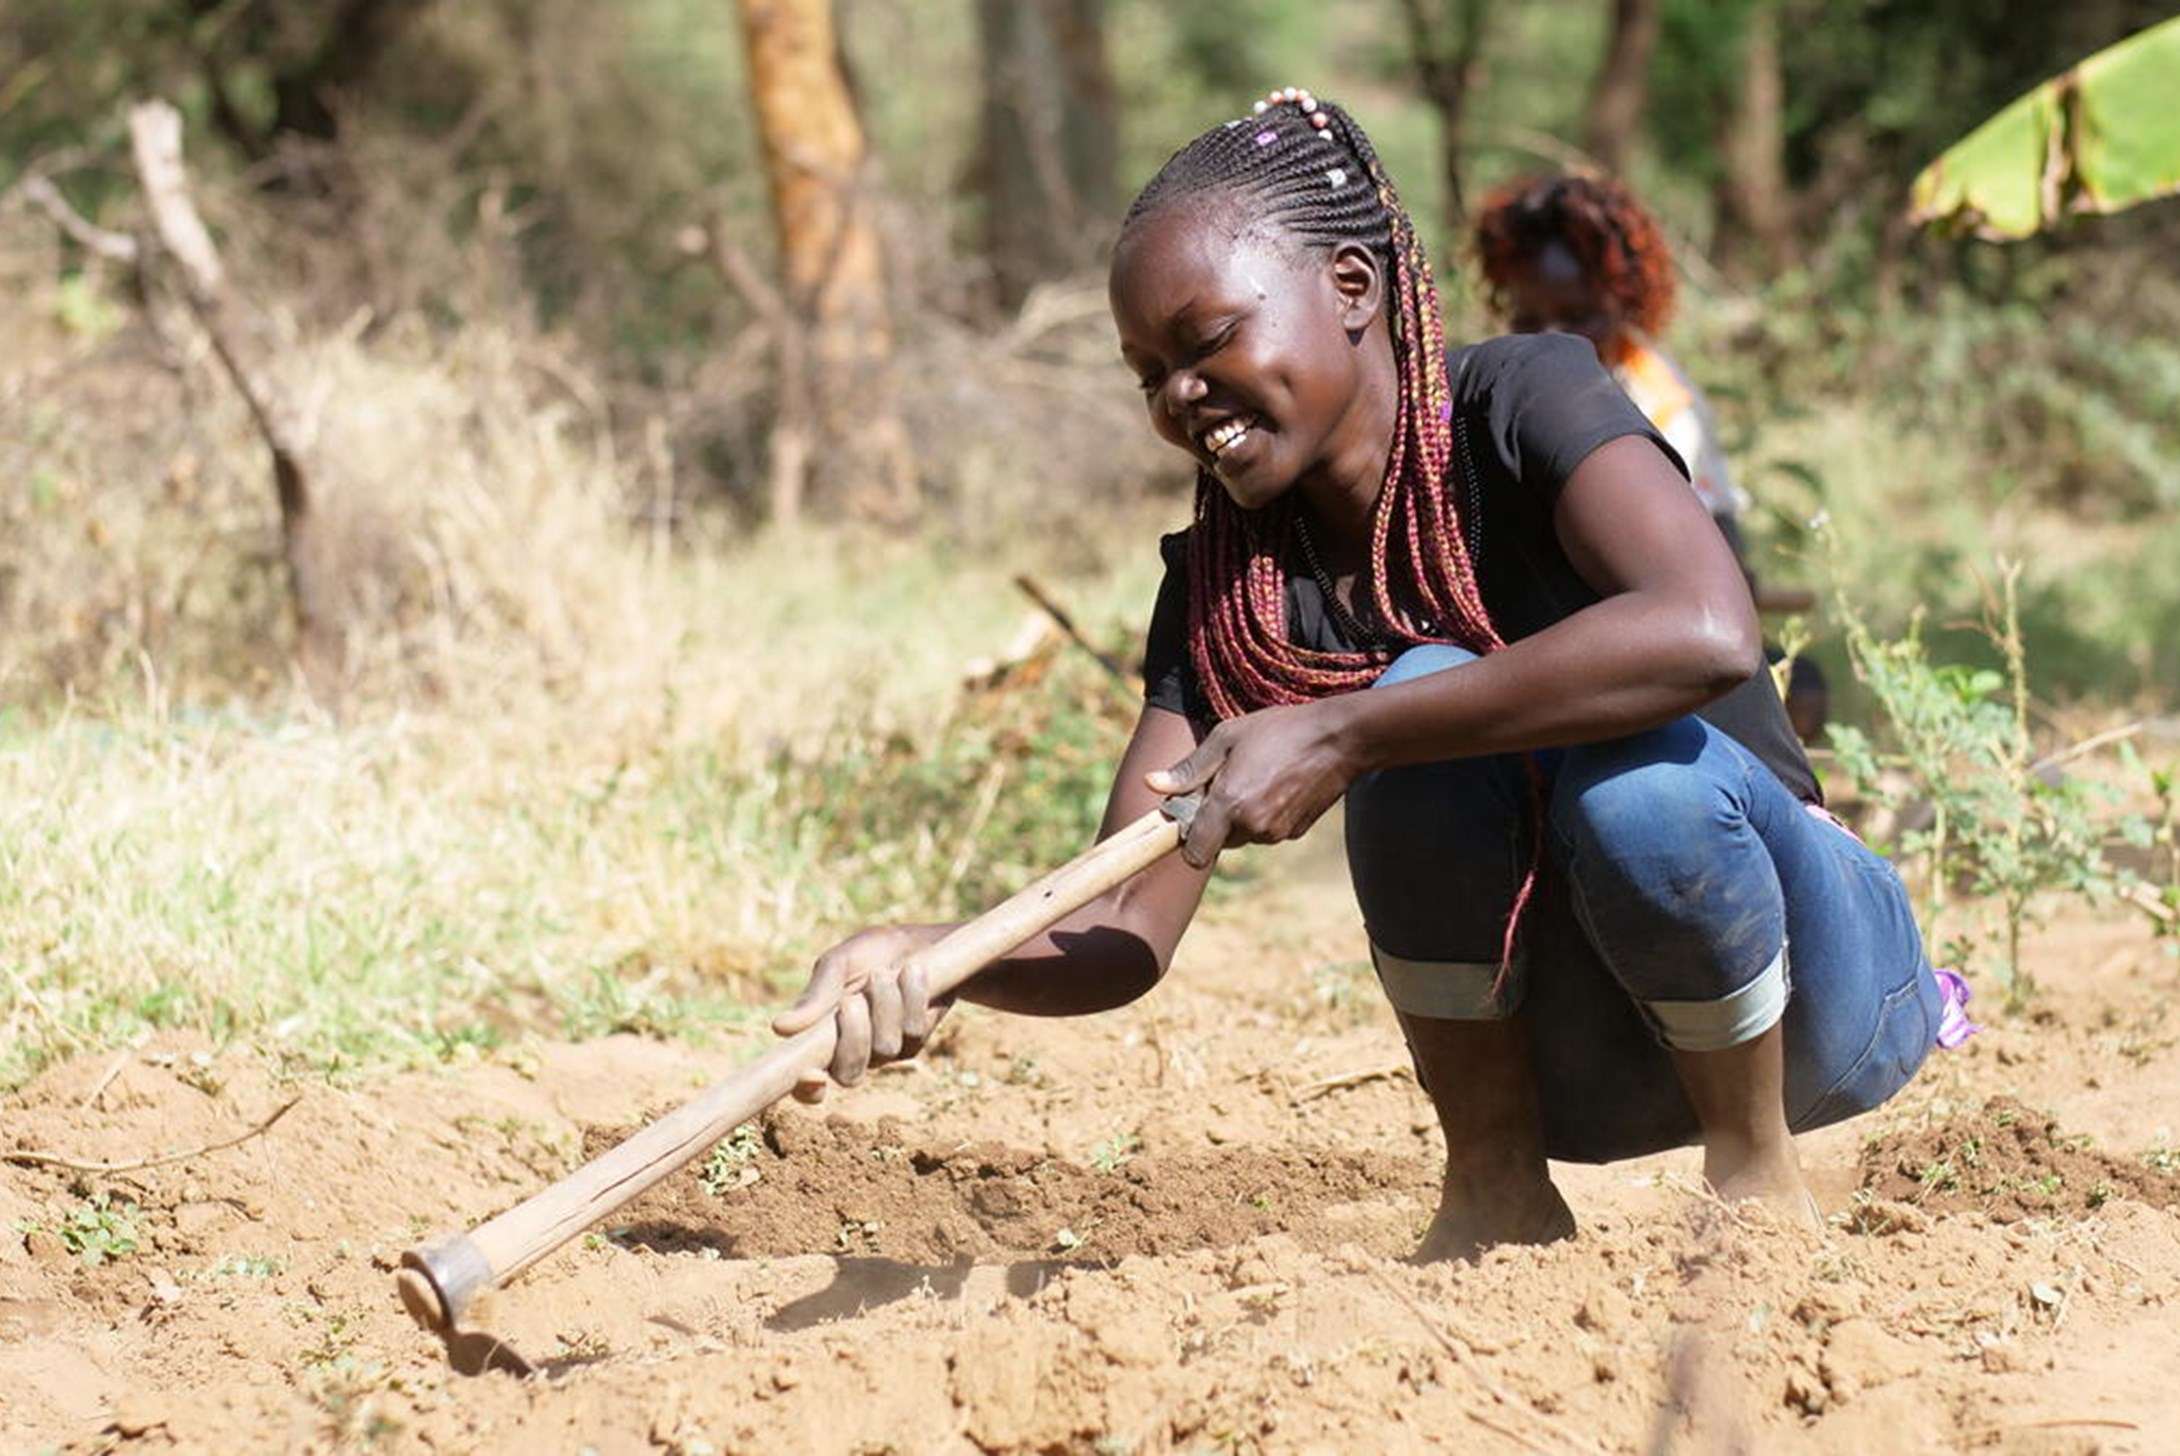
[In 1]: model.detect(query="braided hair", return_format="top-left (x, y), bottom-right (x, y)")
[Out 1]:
top-left (1473, 174), bottom-right (1677, 366)
top-left (1121, 93), bottom-right (1503, 724)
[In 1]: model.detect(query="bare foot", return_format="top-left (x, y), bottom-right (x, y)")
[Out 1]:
top-left (1669, 1024), bottom-right (1821, 1232)
top-left (1705, 1151), bottom-right (1821, 1231)
top-left (1412, 1174), bottom-right (1577, 1263)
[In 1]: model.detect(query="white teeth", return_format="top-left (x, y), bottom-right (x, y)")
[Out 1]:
top-left (1204, 417), bottom-right (1252, 455)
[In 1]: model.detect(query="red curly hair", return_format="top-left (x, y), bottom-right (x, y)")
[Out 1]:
top-left (1473, 174), bottom-right (1677, 365)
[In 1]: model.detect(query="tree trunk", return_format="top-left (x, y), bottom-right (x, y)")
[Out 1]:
top-left (1398, 0), bottom-right (1492, 243)
top-left (1712, 0), bottom-right (1795, 279)
top-left (973, 0), bottom-right (1118, 312)
top-left (735, 0), bottom-right (915, 523)
top-left (1581, 0), bottom-right (1662, 175)
top-left (127, 99), bottom-right (345, 697)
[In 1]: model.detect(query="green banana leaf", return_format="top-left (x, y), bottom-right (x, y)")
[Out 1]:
top-left (1909, 16), bottom-right (2180, 240)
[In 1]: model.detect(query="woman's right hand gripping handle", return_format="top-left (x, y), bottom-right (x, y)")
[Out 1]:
top-left (773, 923), bottom-right (955, 1103)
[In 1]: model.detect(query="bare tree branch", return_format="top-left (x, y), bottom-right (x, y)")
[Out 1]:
top-left (20, 175), bottom-right (140, 263)
top-left (704, 219), bottom-right (813, 526)
top-left (127, 98), bottom-right (343, 694)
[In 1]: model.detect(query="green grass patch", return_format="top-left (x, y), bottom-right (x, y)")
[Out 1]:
top-left (0, 561), bottom-right (1149, 1089)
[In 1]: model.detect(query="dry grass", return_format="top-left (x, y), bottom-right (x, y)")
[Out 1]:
top-left (0, 196), bottom-right (1185, 1089)
top-left (2, 160), bottom-right (2170, 1093)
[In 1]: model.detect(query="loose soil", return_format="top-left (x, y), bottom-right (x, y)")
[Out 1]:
top-left (5, 829), bottom-right (2178, 1453)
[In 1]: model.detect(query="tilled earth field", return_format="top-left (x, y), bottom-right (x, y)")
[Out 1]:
top-left (5, 835), bottom-right (2177, 1454)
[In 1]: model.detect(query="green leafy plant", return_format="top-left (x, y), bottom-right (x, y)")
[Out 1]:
top-left (27, 1193), bottom-right (144, 1266)
top-left (698, 1122), bottom-right (766, 1195)
top-left (9, 1194), bottom-right (141, 1265)
top-left (1826, 553), bottom-right (2121, 1008)
top-left (1910, 17), bottom-right (2180, 240)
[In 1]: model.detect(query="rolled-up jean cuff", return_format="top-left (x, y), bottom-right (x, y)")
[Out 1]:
top-left (1643, 945), bottom-right (1789, 1052)
top-left (1370, 944), bottom-right (1523, 1020)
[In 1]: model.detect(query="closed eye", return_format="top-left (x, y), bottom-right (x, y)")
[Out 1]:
top-left (1124, 318), bottom-right (1237, 396)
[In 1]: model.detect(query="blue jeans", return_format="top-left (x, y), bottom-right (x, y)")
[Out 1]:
top-left (1344, 645), bottom-right (1940, 1164)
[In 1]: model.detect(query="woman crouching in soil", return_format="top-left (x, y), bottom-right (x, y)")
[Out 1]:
top-left (778, 89), bottom-right (1955, 1259)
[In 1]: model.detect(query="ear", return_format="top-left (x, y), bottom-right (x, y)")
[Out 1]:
top-left (1327, 242), bottom-right (1385, 336)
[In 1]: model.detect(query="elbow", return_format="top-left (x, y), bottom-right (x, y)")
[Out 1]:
top-left (1072, 962), bottom-right (1165, 1015)
top-left (1685, 602), bottom-right (1764, 700)
top-left (984, 925), bottom-right (1166, 1017)
top-left (1051, 926), bottom-right (1168, 1012)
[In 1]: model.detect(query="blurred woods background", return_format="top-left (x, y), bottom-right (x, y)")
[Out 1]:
top-left (0, 1), bottom-right (2175, 1078)
top-left (5, 0), bottom-right (2178, 705)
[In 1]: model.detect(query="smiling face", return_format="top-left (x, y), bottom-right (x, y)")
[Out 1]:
top-left (1110, 194), bottom-right (1395, 517)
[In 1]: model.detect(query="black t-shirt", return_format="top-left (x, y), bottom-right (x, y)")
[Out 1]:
top-left (1140, 332), bottom-right (1820, 804)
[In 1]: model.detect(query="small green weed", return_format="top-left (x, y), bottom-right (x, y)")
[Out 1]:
top-left (698, 1122), bottom-right (766, 1195)
top-left (303, 1354), bottom-right (400, 1447)
top-left (1089, 1132), bottom-right (1140, 1173)
top-left (556, 961), bottom-right (720, 1041)
top-left (298, 1310), bottom-right (362, 1367)
top-left (14, 1193), bottom-right (143, 1266)
top-left (1916, 1159), bottom-right (1960, 1195)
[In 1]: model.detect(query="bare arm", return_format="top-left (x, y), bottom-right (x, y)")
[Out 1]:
top-left (951, 703), bottom-right (1215, 1014)
top-left (1340, 433), bottom-right (1760, 761)
top-left (1154, 435), bottom-right (1763, 859)
top-left (775, 703), bottom-right (1215, 1092)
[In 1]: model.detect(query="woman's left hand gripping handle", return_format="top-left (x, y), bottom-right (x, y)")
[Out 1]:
top-left (772, 924), bottom-right (952, 1103)
top-left (1147, 702), bottom-right (1358, 868)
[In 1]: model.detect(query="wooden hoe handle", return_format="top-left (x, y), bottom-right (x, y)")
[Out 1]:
top-left (397, 796), bottom-right (1198, 1334)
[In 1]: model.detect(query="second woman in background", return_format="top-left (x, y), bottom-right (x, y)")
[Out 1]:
top-left (1474, 174), bottom-right (1827, 743)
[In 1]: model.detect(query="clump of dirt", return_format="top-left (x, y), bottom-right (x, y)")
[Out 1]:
top-left (1857, 1095), bottom-right (2178, 1220)
top-left (587, 1110), bottom-right (1441, 1264)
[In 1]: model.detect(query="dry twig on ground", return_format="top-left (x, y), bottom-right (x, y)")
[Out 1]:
top-left (5, 1096), bottom-right (302, 1174)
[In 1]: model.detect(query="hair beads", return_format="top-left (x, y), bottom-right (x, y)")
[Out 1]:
top-left (1122, 92), bottom-right (1503, 723)
top-left (1124, 91), bottom-right (1539, 971)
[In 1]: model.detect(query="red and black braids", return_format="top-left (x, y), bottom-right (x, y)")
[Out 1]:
top-left (1122, 95), bottom-right (1503, 723)
top-left (1473, 174), bottom-right (1677, 364)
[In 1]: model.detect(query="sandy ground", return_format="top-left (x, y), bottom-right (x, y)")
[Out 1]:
top-left (4, 826), bottom-right (2177, 1455)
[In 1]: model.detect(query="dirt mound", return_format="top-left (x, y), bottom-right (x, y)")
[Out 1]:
top-left (1857, 1095), bottom-right (2180, 1220)
top-left (590, 1110), bottom-right (1441, 1264)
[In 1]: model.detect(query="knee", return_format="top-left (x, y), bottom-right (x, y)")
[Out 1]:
top-left (1552, 724), bottom-right (1736, 861)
